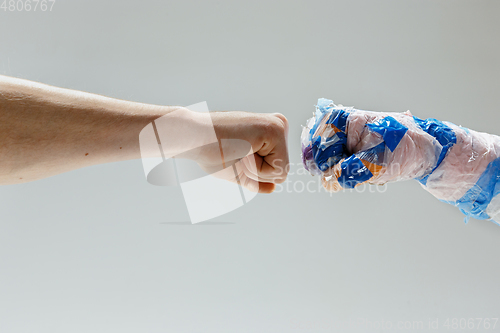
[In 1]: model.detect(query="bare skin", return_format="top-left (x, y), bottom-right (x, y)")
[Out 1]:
top-left (0, 75), bottom-right (289, 193)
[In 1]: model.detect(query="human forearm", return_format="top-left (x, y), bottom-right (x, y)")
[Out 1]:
top-left (0, 75), bottom-right (179, 184)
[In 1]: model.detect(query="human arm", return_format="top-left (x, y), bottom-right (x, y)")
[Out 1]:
top-left (0, 75), bottom-right (288, 192)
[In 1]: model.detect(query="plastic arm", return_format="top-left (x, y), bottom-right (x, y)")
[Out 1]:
top-left (301, 98), bottom-right (500, 224)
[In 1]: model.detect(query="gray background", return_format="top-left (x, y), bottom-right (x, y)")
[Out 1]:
top-left (1, 0), bottom-right (499, 332)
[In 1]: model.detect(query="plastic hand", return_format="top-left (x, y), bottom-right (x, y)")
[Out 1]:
top-left (301, 99), bottom-right (442, 192)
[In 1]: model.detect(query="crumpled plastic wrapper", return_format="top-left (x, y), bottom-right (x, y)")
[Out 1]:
top-left (301, 98), bottom-right (500, 224)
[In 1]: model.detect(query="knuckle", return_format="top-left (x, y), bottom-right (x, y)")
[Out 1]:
top-left (267, 114), bottom-right (287, 136)
top-left (272, 113), bottom-right (289, 129)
